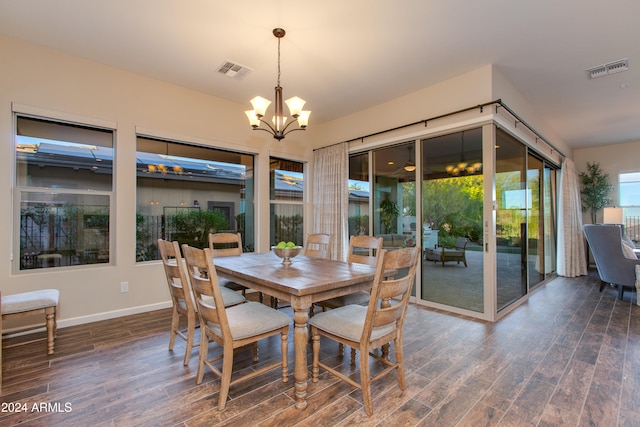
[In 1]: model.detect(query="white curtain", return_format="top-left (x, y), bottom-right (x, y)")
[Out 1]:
top-left (313, 143), bottom-right (349, 261)
top-left (557, 157), bottom-right (587, 277)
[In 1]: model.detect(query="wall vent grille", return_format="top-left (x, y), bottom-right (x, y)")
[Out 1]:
top-left (586, 58), bottom-right (629, 79)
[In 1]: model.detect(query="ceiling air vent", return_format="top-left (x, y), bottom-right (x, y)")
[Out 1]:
top-left (586, 58), bottom-right (629, 79)
top-left (217, 60), bottom-right (253, 80)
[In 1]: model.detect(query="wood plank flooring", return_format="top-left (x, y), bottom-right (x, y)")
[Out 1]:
top-left (1, 269), bottom-right (640, 426)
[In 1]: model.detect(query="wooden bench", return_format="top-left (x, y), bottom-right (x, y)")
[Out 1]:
top-left (1, 289), bottom-right (60, 355)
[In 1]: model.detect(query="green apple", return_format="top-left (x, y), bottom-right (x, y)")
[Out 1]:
top-left (286, 241), bottom-right (296, 248)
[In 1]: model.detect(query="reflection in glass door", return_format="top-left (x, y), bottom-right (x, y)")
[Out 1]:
top-left (421, 129), bottom-right (484, 312)
top-left (348, 152), bottom-right (370, 237)
top-left (496, 129), bottom-right (527, 310)
top-left (527, 154), bottom-right (545, 289)
top-left (372, 143), bottom-right (416, 244)
top-left (544, 166), bottom-right (557, 276)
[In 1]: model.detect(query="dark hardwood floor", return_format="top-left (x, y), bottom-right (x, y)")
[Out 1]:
top-left (2, 269), bottom-right (639, 426)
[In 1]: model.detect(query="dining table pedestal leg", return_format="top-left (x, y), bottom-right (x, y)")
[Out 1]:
top-left (292, 297), bottom-right (311, 409)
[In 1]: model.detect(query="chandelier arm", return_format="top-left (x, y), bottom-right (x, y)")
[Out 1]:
top-left (283, 126), bottom-right (306, 136)
top-left (257, 117), bottom-right (278, 134)
top-left (280, 118), bottom-right (303, 134)
top-left (252, 127), bottom-right (279, 136)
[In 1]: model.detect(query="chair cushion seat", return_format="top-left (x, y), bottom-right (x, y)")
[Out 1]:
top-left (309, 304), bottom-right (395, 342)
top-left (218, 286), bottom-right (247, 306)
top-left (2, 289), bottom-right (59, 314)
top-left (207, 301), bottom-right (290, 340)
top-left (318, 291), bottom-right (370, 309)
top-left (178, 286), bottom-right (245, 313)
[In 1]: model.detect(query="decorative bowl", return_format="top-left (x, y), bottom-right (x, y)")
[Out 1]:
top-left (271, 246), bottom-right (302, 265)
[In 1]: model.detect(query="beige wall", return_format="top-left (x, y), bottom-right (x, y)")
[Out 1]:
top-left (0, 34), bottom-right (310, 327)
top-left (1, 34), bottom-right (569, 327)
top-left (314, 65), bottom-right (494, 147)
top-left (574, 140), bottom-right (640, 223)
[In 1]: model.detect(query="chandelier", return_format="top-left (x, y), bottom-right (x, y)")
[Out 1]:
top-left (404, 146), bottom-right (416, 172)
top-left (245, 28), bottom-right (310, 141)
top-left (445, 131), bottom-right (482, 176)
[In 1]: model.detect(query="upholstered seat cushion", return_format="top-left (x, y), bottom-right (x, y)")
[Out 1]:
top-left (317, 291), bottom-right (370, 310)
top-left (433, 247), bottom-right (463, 257)
top-left (2, 289), bottom-right (59, 315)
top-left (178, 286), bottom-right (245, 312)
top-left (217, 286), bottom-right (247, 306)
top-left (206, 301), bottom-right (290, 340)
top-left (309, 304), bottom-right (395, 342)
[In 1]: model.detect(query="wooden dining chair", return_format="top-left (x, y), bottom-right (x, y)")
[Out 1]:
top-left (208, 232), bottom-right (263, 302)
top-left (313, 235), bottom-right (383, 357)
top-left (181, 244), bottom-right (291, 411)
top-left (304, 233), bottom-right (333, 260)
top-left (315, 235), bottom-right (383, 311)
top-left (310, 246), bottom-right (420, 416)
top-left (158, 239), bottom-right (246, 366)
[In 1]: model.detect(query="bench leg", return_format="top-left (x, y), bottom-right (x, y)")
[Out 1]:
top-left (45, 306), bottom-right (56, 355)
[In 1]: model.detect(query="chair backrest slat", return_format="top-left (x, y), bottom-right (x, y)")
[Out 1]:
top-left (364, 246), bottom-right (420, 341)
top-left (182, 244), bottom-right (230, 340)
top-left (208, 232), bottom-right (243, 257)
top-left (304, 233), bottom-right (332, 259)
top-left (158, 239), bottom-right (193, 312)
top-left (347, 235), bottom-right (383, 266)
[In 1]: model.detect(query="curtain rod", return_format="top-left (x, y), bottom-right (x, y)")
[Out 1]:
top-left (316, 99), bottom-right (565, 159)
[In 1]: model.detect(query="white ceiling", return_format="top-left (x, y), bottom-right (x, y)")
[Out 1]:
top-left (1, 0), bottom-right (638, 150)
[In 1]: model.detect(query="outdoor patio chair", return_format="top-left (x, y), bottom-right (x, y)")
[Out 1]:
top-left (424, 236), bottom-right (468, 266)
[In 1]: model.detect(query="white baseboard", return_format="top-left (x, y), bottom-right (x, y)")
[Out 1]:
top-left (58, 301), bottom-right (173, 328)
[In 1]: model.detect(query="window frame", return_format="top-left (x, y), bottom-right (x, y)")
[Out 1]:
top-left (269, 157), bottom-right (305, 246)
top-left (13, 110), bottom-right (116, 273)
top-left (135, 135), bottom-right (255, 261)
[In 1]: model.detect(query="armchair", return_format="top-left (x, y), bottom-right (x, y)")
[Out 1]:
top-left (583, 224), bottom-right (640, 300)
top-left (424, 236), bottom-right (468, 266)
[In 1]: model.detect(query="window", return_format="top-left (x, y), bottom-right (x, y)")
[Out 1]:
top-left (16, 116), bottom-right (114, 270)
top-left (270, 158), bottom-right (304, 246)
top-left (135, 137), bottom-right (254, 261)
top-left (348, 152), bottom-right (370, 236)
top-left (619, 172), bottom-right (640, 241)
top-left (619, 172), bottom-right (640, 207)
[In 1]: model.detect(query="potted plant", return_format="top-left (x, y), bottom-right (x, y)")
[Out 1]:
top-left (580, 161), bottom-right (613, 224)
top-left (380, 197), bottom-right (399, 234)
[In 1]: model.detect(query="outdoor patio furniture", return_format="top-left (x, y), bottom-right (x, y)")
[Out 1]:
top-left (424, 237), bottom-right (468, 266)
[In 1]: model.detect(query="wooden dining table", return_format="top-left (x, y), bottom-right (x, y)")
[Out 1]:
top-left (213, 251), bottom-right (378, 409)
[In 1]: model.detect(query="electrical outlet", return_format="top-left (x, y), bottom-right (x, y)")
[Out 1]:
top-left (120, 281), bottom-right (129, 293)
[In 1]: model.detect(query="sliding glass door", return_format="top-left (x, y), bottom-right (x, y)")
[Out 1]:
top-left (495, 129), bottom-right (527, 309)
top-left (347, 124), bottom-right (558, 318)
top-left (495, 129), bottom-right (558, 310)
top-left (421, 129), bottom-right (484, 312)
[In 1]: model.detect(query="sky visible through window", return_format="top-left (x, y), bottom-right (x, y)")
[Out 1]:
top-left (620, 172), bottom-right (640, 206)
